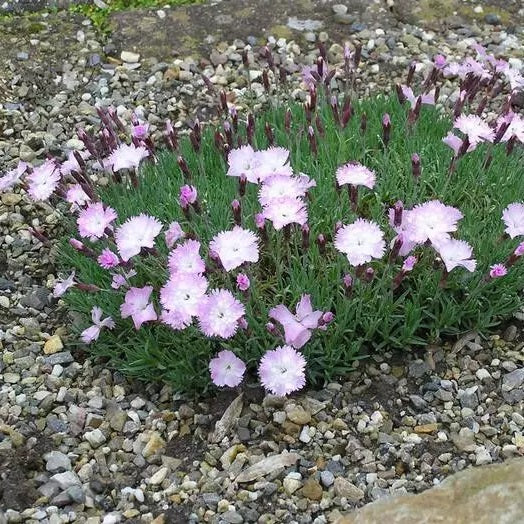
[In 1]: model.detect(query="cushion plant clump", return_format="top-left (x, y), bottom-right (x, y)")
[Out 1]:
top-left (2, 42), bottom-right (523, 395)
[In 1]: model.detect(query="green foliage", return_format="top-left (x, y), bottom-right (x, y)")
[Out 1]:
top-left (70, 0), bottom-right (201, 32)
top-left (63, 94), bottom-right (524, 394)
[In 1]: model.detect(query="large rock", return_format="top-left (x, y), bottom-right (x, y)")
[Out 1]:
top-left (338, 459), bottom-right (524, 524)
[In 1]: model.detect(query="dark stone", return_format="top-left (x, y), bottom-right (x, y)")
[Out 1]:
top-left (20, 287), bottom-right (49, 310)
top-left (46, 416), bottom-right (68, 433)
top-left (44, 352), bottom-right (74, 366)
top-left (350, 22), bottom-right (367, 32)
top-left (326, 459), bottom-right (345, 474)
top-left (484, 13), bottom-right (501, 25)
top-left (0, 278), bottom-right (16, 291)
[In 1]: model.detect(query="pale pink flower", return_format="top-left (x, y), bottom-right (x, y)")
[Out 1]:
top-left (111, 269), bottom-right (136, 290)
top-left (115, 214), bottom-right (162, 261)
top-left (0, 161), bottom-right (27, 191)
top-left (335, 219), bottom-right (385, 267)
top-left (80, 306), bottom-right (115, 343)
top-left (335, 162), bottom-right (376, 189)
top-left (454, 115), bottom-right (494, 145)
top-left (489, 264), bottom-right (507, 279)
top-left (502, 203), bottom-right (524, 238)
top-left (53, 271), bottom-right (76, 298)
top-left (60, 150), bottom-right (90, 176)
top-left (407, 200), bottom-right (463, 245)
top-left (497, 112), bottom-right (524, 144)
top-left (269, 294), bottom-right (323, 349)
top-left (77, 202), bottom-right (118, 241)
top-left (209, 350), bottom-right (246, 387)
top-left (227, 145), bottom-right (259, 183)
top-left (97, 248), bottom-right (120, 269)
top-left (160, 309), bottom-right (192, 330)
top-left (263, 197), bottom-right (308, 230)
top-left (209, 226), bottom-right (259, 272)
top-left (107, 143), bottom-right (149, 172)
top-left (258, 345), bottom-right (306, 396)
top-left (236, 273), bottom-right (250, 291)
top-left (197, 289), bottom-right (245, 339)
top-left (164, 221), bottom-right (185, 248)
top-left (442, 132), bottom-right (475, 155)
top-left (402, 256), bottom-right (418, 272)
top-left (168, 239), bottom-right (206, 275)
top-left (120, 285), bottom-right (157, 329)
top-left (400, 85), bottom-right (436, 109)
top-left (258, 174), bottom-right (315, 206)
top-left (65, 184), bottom-right (91, 211)
top-left (26, 159), bottom-right (61, 201)
top-left (252, 147), bottom-right (293, 182)
top-left (505, 67), bottom-right (524, 92)
top-left (160, 273), bottom-right (208, 323)
top-left (179, 185), bottom-right (198, 207)
top-left (434, 238), bottom-right (477, 273)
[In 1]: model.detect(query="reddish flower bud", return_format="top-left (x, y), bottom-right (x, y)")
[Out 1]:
top-left (393, 200), bottom-right (404, 226)
top-left (316, 233), bottom-right (326, 254)
top-left (382, 113), bottom-right (391, 147)
top-left (232, 199), bottom-right (241, 225)
top-left (177, 156), bottom-right (191, 180)
top-left (411, 154), bottom-right (421, 179)
top-left (285, 109), bottom-right (292, 133)
top-left (301, 224), bottom-right (310, 250)
top-left (238, 174), bottom-right (247, 197)
top-left (264, 122), bottom-right (274, 146)
top-left (406, 61), bottom-right (416, 86)
top-left (360, 112), bottom-right (367, 134)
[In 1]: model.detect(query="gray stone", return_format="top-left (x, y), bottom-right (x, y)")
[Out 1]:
top-left (332, 4), bottom-right (348, 16)
top-left (320, 470), bottom-right (335, 487)
top-left (44, 352), bottom-right (74, 366)
top-left (45, 451), bottom-right (72, 473)
top-left (502, 369), bottom-right (524, 391)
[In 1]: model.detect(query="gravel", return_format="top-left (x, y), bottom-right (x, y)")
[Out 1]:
top-left (1, 2), bottom-right (523, 523)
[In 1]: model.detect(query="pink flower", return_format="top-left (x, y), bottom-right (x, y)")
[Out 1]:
top-left (258, 345), bottom-right (306, 396)
top-left (489, 264), bottom-right (507, 279)
top-left (433, 238), bottom-right (477, 273)
top-left (165, 221), bottom-right (185, 248)
top-left (65, 184), bottom-right (91, 210)
top-left (197, 289), bottom-right (245, 339)
top-left (253, 147), bottom-right (293, 182)
top-left (502, 203), bottom-right (524, 238)
top-left (168, 239), bottom-right (206, 275)
top-left (209, 227), bottom-right (259, 272)
top-left (497, 112), bottom-right (524, 144)
top-left (209, 350), bottom-right (246, 387)
top-left (258, 174), bottom-right (315, 206)
top-left (77, 202), bottom-right (118, 241)
top-left (236, 273), bottom-right (250, 291)
top-left (160, 309), bottom-right (192, 330)
top-left (81, 306), bottom-right (115, 343)
top-left (514, 242), bottom-right (524, 257)
top-left (107, 143), bottom-right (149, 172)
top-left (97, 248), bottom-right (120, 269)
top-left (131, 122), bottom-right (149, 139)
top-left (400, 85), bottom-right (436, 109)
top-left (402, 256), bottom-right (418, 272)
top-left (115, 214), bottom-right (163, 261)
top-left (53, 271), bottom-right (76, 298)
top-left (120, 285), bottom-right (158, 329)
top-left (335, 219), bottom-right (385, 267)
top-left (0, 161), bottom-right (28, 191)
top-left (111, 269), bottom-right (136, 290)
top-left (227, 145), bottom-right (259, 184)
top-left (179, 185), bottom-right (198, 207)
top-left (505, 66), bottom-right (524, 92)
top-left (442, 132), bottom-right (475, 155)
top-left (335, 162), bottom-right (376, 189)
top-left (160, 273), bottom-right (208, 324)
top-left (434, 54), bottom-right (447, 69)
top-left (263, 197), bottom-right (308, 230)
top-left (60, 150), bottom-right (90, 176)
top-left (454, 115), bottom-right (494, 146)
top-left (26, 160), bottom-right (61, 201)
top-left (407, 200), bottom-right (463, 245)
top-left (269, 294), bottom-right (323, 349)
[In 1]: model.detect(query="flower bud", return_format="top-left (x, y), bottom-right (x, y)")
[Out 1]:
top-left (316, 234), bottom-right (326, 254)
top-left (232, 199), bottom-right (241, 225)
top-left (411, 153), bottom-right (421, 179)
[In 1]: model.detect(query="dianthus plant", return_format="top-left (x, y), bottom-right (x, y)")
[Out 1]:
top-left (3, 42), bottom-right (523, 394)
